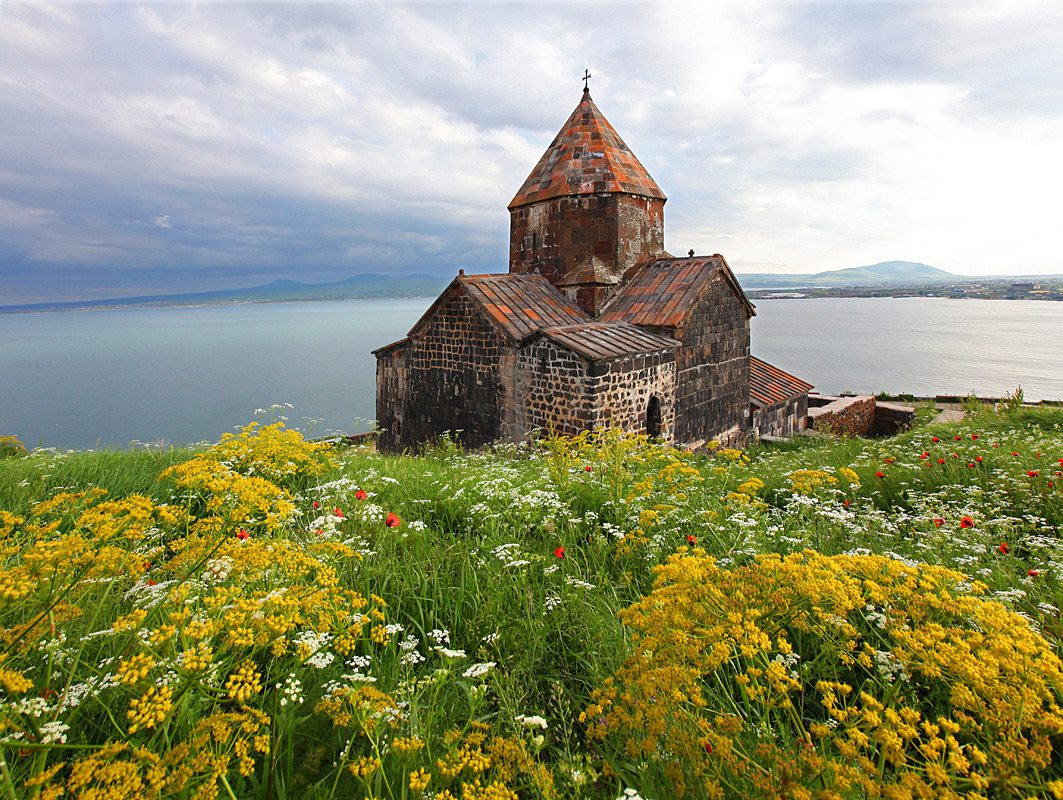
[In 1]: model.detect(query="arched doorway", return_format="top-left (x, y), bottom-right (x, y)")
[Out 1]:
top-left (646, 395), bottom-right (662, 439)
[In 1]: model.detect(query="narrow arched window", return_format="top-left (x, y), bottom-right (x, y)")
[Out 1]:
top-left (646, 395), bottom-right (661, 439)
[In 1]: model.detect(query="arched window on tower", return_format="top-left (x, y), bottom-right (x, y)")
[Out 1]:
top-left (646, 395), bottom-right (662, 439)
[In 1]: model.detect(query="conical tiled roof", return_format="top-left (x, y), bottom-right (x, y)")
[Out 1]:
top-left (508, 89), bottom-right (666, 209)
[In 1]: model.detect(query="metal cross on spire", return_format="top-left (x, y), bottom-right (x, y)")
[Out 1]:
top-left (582, 68), bottom-right (592, 91)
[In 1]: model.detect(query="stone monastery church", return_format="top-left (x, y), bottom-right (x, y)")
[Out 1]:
top-left (375, 86), bottom-right (812, 452)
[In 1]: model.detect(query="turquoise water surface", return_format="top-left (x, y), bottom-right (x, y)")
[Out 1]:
top-left (1, 296), bottom-right (1060, 449)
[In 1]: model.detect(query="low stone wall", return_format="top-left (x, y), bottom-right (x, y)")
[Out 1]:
top-left (808, 395), bottom-right (876, 436)
top-left (807, 394), bottom-right (916, 437)
top-left (874, 401), bottom-right (917, 436)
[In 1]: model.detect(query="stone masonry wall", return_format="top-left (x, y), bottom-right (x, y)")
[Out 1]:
top-left (751, 395), bottom-right (808, 439)
top-left (671, 272), bottom-right (751, 447)
top-left (375, 343), bottom-right (408, 452)
top-left (391, 290), bottom-right (512, 451)
top-left (515, 339), bottom-right (592, 438)
top-left (808, 395), bottom-right (875, 436)
top-left (515, 339), bottom-right (676, 440)
top-left (587, 352), bottom-right (675, 436)
top-left (509, 194), bottom-right (664, 288)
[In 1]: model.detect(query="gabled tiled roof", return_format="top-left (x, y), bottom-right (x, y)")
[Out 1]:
top-left (508, 89), bottom-right (666, 209)
top-left (537, 321), bottom-right (679, 361)
top-left (406, 273), bottom-right (590, 344)
top-left (600, 255), bottom-right (756, 328)
top-left (749, 355), bottom-right (814, 408)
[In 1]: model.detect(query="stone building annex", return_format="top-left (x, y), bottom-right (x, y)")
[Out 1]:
top-left (374, 86), bottom-right (812, 452)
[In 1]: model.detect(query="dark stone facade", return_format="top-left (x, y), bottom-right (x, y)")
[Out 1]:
top-left (752, 395), bottom-right (809, 438)
top-left (515, 338), bottom-right (676, 439)
top-left (376, 290), bottom-right (514, 451)
top-left (669, 273), bottom-right (752, 446)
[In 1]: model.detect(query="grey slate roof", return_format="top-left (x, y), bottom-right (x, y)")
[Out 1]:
top-left (538, 321), bottom-right (678, 361)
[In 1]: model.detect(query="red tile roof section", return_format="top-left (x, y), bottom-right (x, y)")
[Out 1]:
top-left (508, 89), bottom-right (666, 209)
top-left (538, 321), bottom-right (679, 361)
top-left (749, 355), bottom-right (814, 407)
top-left (601, 255), bottom-right (756, 328)
top-left (406, 273), bottom-right (591, 344)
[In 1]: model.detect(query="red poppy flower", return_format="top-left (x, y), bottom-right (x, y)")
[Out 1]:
top-left (998, 541), bottom-right (1009, 554)
top-left (975, 456), bottom-right (983, 463)
top-left (1012, 451), bottom-right (1020, 457)
top-left (933, 517), bottom-right (944, 527)
top-left (583, 465), bottom-right (592, 473)
top-left (885, 457), bottom-right (895, 464)
top-left (875, 471), bottom-right (885, 479)
top-left (1028, 569), bottom-right (1039, 577)
top-left (146, 579), bottom-right (157, 586)
top-left (843, 499), bottom-right (850, 507)
top-left (355, 489), bottom-right (367, 501)
top-left (970, 434), bottom-right (978, 440)
top-left (1059, 458), bottom-right (1063, 465)
top-left (1028, 470), bottom-right (1039, 478)
top-left (954, 434), bottom-right (962, 441)
top-left (960, 516), bottom-right (974, 529)
top-left (385, 512), bottom-right (401, 528)
top-left (554, 546), bottom-right (565, 559)
top-left (992, 442), bottom-right (1000, 447)
top-left (967, 463), bottom-right (975, 469)
top-left (920, 452), bottom-right (928, 460)
top-left (704, 742), bottom-right (713, 755)
top-left (237, 529), bottom-right (249, 540)
top-left (951, 453), bottom-right (959, 459)
top-left (687, 534), bottom-right (697, 545)
top-left (937, 458), bottom-right (946, 465)
top-left (932, 437), bottom-right (940, 443)
top-left (334, 507), bottom-right (344, 518)
top-left (312, 501), bottom-right (320, 509)
top-left (315, 528), bottom-right (324, 536)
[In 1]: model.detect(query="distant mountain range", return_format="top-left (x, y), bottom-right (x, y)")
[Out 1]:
top-left (0, 272), bottom-right (453, 313)
top-left (0, 260), bottom-right (1039, 314)
top-left (734, 261), bottom-right (956, 289)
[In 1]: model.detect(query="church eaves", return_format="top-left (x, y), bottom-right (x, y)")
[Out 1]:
top-left (508, 89), bottom-right (667, 209)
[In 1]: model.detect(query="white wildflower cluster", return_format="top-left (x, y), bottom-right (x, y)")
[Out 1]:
top-left (202, 556), bottom-right (234, 584)
top-left (772, 651), bottom-right (801, 680)
top-left (492, 542), bottom-right (531, 569)
top-left (544, 594), bottom-right (562, 611)
top-left (873, 650), bottom-right (910, 683)
top-left (294, 631), bottom-right (335, 669)
top-left (428, 629), bottom-right (450, 646)
top-left (38, 719), bottom-right (70, 745)
top-left (462, 662), bottom-right (495, 679)
top-left (863, 604), bottom-right (888, 630)
top-left (618, 789), bottom-right (651, 800)
top-left (308, 512), bottom-right (344, 537)
top-left (994, 588), bottom-right (1028, 603)
top-left (516, 713), bottom-right (547, 729)
top-left (565, 576), bottom-right (595, 590)
top-left (435, 647), bottom-right (466, 659)
top-left (278, 676), bottom-right (304, 707)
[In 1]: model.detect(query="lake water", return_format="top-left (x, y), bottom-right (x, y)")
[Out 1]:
top-left (1, 296), bottom-right (1060, 449)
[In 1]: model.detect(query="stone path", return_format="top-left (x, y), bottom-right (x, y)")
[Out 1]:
top-left (932, 408), bottom-right (965, 425)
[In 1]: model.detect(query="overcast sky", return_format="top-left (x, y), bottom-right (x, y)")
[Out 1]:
top-left (2, 1), bottom-right (1062, 303)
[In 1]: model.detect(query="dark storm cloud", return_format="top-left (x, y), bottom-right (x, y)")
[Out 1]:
top-left (0, 1), bottom-right (1060, 304)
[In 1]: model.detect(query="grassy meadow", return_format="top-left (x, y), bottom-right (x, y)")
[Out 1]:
top-left (0, 407), bottom-right (1062, 799)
